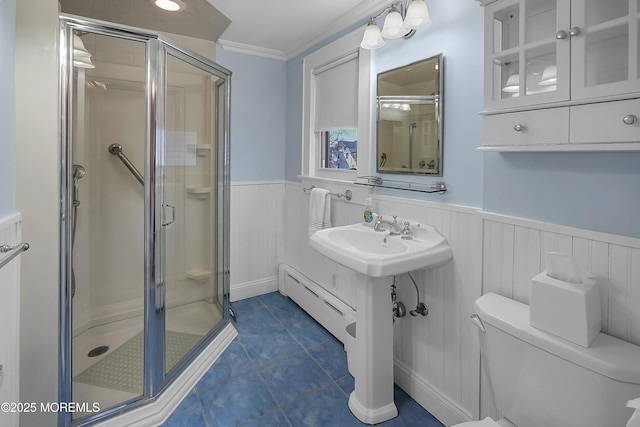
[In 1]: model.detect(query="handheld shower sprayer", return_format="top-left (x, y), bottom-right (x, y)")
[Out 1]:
top-left (72, 164), bottom-right (86, 207)
top-left (71, 164), bottom-right (86, 299)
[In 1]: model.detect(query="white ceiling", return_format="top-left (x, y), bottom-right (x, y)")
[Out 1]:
top-left (208, 0), bottom-right (392, 59)
top-left (61, 0), bottom-right (393, 61)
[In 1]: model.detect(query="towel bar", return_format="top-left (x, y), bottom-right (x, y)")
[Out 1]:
top-left (0, 242), bottom-right (30, 270)
top-left (303, 185), bottom-right (352, 201)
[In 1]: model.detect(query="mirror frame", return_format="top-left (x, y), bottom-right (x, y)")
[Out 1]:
top-left (376, 54), bottom-right (443, 177)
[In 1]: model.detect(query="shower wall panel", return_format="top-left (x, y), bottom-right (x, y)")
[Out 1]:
top-left (73, 63), bottom-right (147, 336)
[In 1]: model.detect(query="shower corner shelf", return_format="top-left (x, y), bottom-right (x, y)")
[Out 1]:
top-left (196, 144), bottom-right (212, 157)
top-left (186, 186), bottom-right (212, 199)
top-left (187, 269), bottom-right (212, 282)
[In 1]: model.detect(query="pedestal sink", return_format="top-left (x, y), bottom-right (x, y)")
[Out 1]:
top-left (309, 221), bottom-right (452, 424)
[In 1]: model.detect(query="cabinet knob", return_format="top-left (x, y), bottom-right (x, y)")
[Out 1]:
top-left (513, 123), bottom-right (525, 132)
top-left (623, 115), bottom-right (637, 125)
top-left (555, 30), bottom-right (567, 40)
top-left (568, 27), bottom-right (581, 37)
top-left (556, 27), bottom-right (580, 39)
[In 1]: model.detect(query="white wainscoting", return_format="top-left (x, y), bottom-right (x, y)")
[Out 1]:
top-left (0, 213), bottom-right (22, 427)
top-left (229, 181), bottom-right (285, 301)
top-left (369, 195), bottom-right (483, 426)
top-left (479, 212), bottom-right (640, 420)
top-left (232, 180), bottom-right (640, 425)
top-left (283, 180), bottom-right (483, 425)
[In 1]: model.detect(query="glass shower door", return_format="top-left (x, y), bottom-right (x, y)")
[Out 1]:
top-left (160, 48), bottom-right (225, 376)
top-left (68, 29), bottom-right (148, 419)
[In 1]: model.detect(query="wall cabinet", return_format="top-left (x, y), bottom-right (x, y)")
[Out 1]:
top-left (481, 0), bottom-right (640, 150)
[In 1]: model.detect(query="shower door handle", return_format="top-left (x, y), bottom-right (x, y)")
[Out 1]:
top-left (162, 204), bottom-right (175, 226)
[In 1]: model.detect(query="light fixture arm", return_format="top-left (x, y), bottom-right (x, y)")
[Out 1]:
top-left (371, 1), bottom-right (404, 21)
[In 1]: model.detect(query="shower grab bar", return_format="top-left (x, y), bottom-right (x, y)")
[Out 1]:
top-left (108, 143), bottom-right (144, 186)
top-left (0, 242), bottom-right (30, 270)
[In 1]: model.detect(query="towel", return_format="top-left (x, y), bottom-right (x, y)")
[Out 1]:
top-left (308, 188), bottom-right (331, 237)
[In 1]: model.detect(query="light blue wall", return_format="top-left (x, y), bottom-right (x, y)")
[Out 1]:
top-left (373, 0), bottom-right (484, 208)
top-left (281, 0), bottom-right (640, 238)
top-left (484, 152), bottom-right (640, 237)
top-left (285, 56), bottom-right (303, 182)
top-left (284, 20), bottom-right (369, 183)
top-left (222, 0), bottom-right (639, 237)
top-left (0, 0), bottom-right (16, 217)
top-left (215, 47), bottom-right (287, 182)
top-left (284, 0), bottom-right (484, 208)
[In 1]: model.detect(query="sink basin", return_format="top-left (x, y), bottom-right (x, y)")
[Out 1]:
top-left (309, 222), bottom-right (452, 277)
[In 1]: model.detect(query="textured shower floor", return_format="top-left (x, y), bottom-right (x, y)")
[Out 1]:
top-left (71, 300), bottom-right (222, 419)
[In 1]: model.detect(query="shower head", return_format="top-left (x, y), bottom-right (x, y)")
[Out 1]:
top-left (73, 164), bottom-right (86, 180)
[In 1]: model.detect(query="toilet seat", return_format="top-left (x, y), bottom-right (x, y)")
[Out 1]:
top-left (451, 417), bottom-right (502, 427)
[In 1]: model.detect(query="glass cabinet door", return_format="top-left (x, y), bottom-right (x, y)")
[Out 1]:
top-left (570, 0), bottom-right (640, 99)
top-left (485, 0), bottom-right (570, 109)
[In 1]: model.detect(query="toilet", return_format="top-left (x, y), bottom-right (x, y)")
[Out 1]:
top-left (453, 293), bottom-right (640, 427)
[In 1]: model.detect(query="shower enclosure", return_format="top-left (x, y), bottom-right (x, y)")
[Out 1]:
top-left (59, 15), bottom-right (231, 426)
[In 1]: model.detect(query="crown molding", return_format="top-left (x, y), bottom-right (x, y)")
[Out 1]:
top-left (217, 39), bottom-right (287, 61)
top-left (218, 0), bottom-right (392, 61)
top-left (284, 0), bottom-right (391, 59)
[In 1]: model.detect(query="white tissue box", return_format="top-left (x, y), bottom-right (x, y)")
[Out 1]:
top-left (530, 270), bottom-right (601, 347)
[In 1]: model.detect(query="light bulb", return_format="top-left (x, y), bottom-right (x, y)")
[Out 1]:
top-left (404, 0), bottom-right (431, 30)
top-left (151, 0), bottom-right (186, 12)
top-left (360, 20), bottom-right (385, 49)
top-left (381, 7), bottom-right (408, 39)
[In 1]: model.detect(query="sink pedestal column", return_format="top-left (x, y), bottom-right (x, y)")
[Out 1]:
top-left (348, 273), bottom-right (398, 424)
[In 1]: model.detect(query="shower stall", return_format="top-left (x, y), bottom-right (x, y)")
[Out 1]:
top-left (59, 15), bottom-right (231, 426)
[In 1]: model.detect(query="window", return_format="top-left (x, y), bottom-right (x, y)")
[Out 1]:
top-left (322, 129), bottom-right (358, 170)
top-left (302, 28), bottom-right (372, 181)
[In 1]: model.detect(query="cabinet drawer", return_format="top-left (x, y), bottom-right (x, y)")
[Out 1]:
top-left (483, 107), bottom-right (570, 146)
top-left (570, 99), bottom-right (640, 144)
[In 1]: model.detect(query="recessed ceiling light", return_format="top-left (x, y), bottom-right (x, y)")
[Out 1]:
top-left (150, 0), bottom-right (186, 12)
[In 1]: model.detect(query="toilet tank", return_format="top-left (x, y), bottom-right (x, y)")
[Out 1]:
top-left (475, 293), bottom-right (640, 427)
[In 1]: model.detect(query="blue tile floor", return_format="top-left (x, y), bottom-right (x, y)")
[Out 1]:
top-left (160, 292), bottom-right (444, 427)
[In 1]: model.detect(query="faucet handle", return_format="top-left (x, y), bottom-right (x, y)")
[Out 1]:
top-left (392, 215), bottom-right (398, 223)
top-left (401, 221), bottom-right (413, 240)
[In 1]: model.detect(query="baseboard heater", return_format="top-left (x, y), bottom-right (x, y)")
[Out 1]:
top-left (278, 264), bottom-right (355, 345)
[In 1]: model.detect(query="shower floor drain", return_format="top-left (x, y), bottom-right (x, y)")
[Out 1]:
top-left (88, 346), bottom-right (110, 358)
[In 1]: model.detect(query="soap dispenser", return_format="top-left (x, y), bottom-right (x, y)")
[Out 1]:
top-left (363, 198), bottom-right (374, 224)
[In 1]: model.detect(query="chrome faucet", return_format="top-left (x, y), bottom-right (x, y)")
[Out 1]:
top-left (374, 215), bottom-right (401, 235)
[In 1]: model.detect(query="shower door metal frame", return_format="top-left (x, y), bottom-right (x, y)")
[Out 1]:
top-left (58, 15), bottom-right (232, 427)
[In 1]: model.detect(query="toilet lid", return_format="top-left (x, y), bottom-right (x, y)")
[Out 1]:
top-left (451, 417), bottom-right (501, 427)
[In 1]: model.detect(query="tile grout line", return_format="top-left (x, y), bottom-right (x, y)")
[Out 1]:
top-left (248, 296), bottom-right (357, 423)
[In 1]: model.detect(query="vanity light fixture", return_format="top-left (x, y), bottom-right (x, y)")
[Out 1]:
top-left (360, 0), bottom-right (431, 50)
top-left (150, 0), bottom-right (186, 12)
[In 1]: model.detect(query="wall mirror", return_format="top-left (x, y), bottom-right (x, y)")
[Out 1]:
top-left (377, 54), bottom-right (443, 176)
